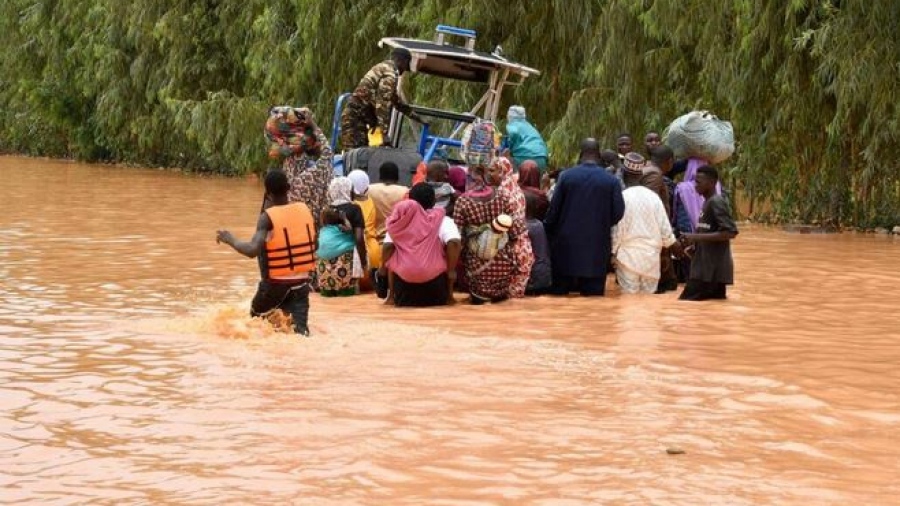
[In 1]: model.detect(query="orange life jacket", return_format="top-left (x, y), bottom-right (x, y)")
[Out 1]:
top-left (263, 203), bottom-right (316, 281)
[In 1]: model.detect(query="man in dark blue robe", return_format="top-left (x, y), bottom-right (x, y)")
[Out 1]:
top-left (544, 138), bottom-right (625, 296)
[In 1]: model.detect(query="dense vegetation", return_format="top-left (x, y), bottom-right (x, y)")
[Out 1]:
top-left (1, 1), bottom-right (897, 226)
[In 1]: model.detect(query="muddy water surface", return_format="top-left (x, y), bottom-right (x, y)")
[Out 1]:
top-left (1, 156), bottom-right (899, 505)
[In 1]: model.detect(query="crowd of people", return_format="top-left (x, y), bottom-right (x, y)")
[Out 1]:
top-left (215, 51), bottom-right (738, 336)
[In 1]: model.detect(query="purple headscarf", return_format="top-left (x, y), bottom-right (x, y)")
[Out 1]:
top-left (674, 158), bottom-right (722, 232)
top-left (448, 166), bottom-right (467, 194)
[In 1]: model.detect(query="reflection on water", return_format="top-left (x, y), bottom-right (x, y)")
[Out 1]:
top-left (1, 156), bottom-right (899, 504)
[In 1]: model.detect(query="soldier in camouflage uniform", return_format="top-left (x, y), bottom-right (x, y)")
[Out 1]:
top-left (339, 48), bottom-right (425, 150)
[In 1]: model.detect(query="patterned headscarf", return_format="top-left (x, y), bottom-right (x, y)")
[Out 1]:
top-left (329, 176), bottom-right (353, 206)
top-left (496, 157), bottom-right (517, 195)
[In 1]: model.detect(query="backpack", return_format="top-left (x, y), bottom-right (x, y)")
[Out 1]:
top-left (461, 119), bottom-right (496, 167)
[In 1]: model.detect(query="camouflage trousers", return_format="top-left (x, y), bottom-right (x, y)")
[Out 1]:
top-left (339, 96), bottom-right (377, 151)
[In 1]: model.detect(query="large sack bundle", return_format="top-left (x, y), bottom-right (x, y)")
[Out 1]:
top-left (461, 119), bottom-right (497, 167)
top-left (663, 111), bottom-right (735, 164)
top-left (343, 146), bottom-right (422, 186)
top-left (265, 106), bottom-right (322, 161)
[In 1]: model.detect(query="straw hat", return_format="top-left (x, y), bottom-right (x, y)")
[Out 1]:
top-left (491, 214), bottom-right (513, 233)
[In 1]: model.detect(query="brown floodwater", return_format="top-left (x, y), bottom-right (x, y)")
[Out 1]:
top-left (1, 155), bottom-right (899, 505)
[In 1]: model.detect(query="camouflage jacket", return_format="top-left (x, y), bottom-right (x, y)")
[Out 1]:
top-left (352, 60), bottom-right (413, 131)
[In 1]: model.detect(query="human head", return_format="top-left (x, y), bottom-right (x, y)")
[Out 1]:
top-left (507, 105), bottom-right (527, 122)
top-left (264, 169), bottom-right (290, 201)
top-left (579, 138), bottom-right (601, 163)
top-left (347, 169), bottom-right (370, 197)
top-left (494, 157), bottom-right (514, 183)
top-left (472, 161), bottom-right (504, 188)
top-left (644, 131), bottom-right (661, 154)
top-left (599, 149), bottom-right (618, 169)
top-left (328, 176), bottom-right (353, 205)
top-left (649, 145), bottom-right (674, 174)
top-left (426, 159), bottom-right (449, 183)
top-left (616, 133), bottom-right (633, 155)
top-left (391, 48), bottom-right (412, 73)
top-left (409, 182), bottom-right (436, 210)
top-left (448, 166), bottom-right (467, 193)
top-left (518, 160), bottom-right (541, 189)
top-left (622, 152), bottom-right (646, 187)
top-left (379, 161), bottom-right (399, 183)
top-left (694, 165), bottom-right (719, 198)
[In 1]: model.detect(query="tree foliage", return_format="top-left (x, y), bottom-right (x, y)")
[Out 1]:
top-left (1, 0), bottom-right (897, 225)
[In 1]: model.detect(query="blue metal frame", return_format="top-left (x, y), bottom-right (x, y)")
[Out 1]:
top-left (330, 92), bottom-right (351, 153)
top-left (435, 25), bottom-right (476, 38)
top-left (332, 26), bottom-right (497, 162)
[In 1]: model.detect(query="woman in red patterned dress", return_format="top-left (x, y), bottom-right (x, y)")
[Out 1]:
top-left (454, 159), bottom-right (527, 304)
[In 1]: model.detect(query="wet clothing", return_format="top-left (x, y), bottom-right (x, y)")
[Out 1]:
top-left (384, 208), bottom-right (460, 307)
top-left (251, 202), bottom-right (316, 334)
top-left (316, 224), bottom-right (356, 261)
top-left (642, 163), bottom-right (677, 290)
top-left (259, 203), bottom-right (316, 282)
top-left (317, 200), bottom-right (365, 296)
top-left (354, 197), bottom-right (382, 268)
top-left (679, 279), bottom-right (727, 300)
top-left (384, 201), bottom-right (448, 284)
top-left (316, 250), bottom-right (357, 297)
top-left (673, 159), bottom-right (726, 283)
top-left (497, 157), bottom-right (533, 298)
top-left (251, 281), bottom-right (311, 335)
top-left (679, 194), bottom-right (737, 301)
top-left (283, 125), bottom-right (334, 224)
top-left (369, 183), bottom-right (409, 241)
top-left (526, 219), bottom-right (552, 294)
top-left (544, 161), bottom-right (625, 295)
top-left (340, 61), bottom-right (414, 150)
top-left (392, 273), bottom-right (449, 307)
top-left (613, 186), bottom-right (677, 294)
top-left (455, 186), bottom-right (524, 300)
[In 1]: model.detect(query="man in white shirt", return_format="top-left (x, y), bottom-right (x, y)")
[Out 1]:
top-left (612, 155), bottom-right (683, 294)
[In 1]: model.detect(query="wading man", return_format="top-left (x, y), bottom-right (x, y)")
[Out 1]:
top-left (544, 138), bottom-right (625, 296)
top-left (679, 165), bottom-right (738, 301)
top-left (216, 170), bottom-right (317, 336)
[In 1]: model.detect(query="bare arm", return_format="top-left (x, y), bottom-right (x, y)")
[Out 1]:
top-left (380, 242), bottom-right (395, 276)
top-left (353, 227), bottom-right (367, 270)
top-left (216, 213), bottom-right (270, 258)
top-left (444, 239), bottom-right (461, 303)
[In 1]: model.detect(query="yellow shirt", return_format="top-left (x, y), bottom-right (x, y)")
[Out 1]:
top-left (354, 197), bottom-right (382, 268)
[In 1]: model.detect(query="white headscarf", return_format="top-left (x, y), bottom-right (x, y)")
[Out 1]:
top-left (347, 170), bottom-right (370, 196)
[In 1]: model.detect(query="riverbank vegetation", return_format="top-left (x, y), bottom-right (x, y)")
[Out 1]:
top-left (0, 1), bottom-right (897, 226)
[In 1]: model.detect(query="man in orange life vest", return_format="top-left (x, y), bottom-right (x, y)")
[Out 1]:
top-left (216, 170), bottom-right (317, 336)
